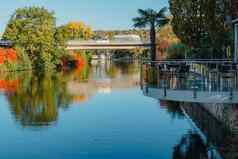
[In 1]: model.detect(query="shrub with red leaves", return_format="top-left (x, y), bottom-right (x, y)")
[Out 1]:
top-left (0, 48), bottom-right (17, 64)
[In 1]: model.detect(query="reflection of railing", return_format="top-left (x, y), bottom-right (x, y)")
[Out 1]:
top-left (182, 103), bottom-right (231, 146)
top-left (144, 90), bottom-right (238, 158)
top-left (142, 59), bottom-right (234, 64)
top-left (181, 102), bottom-right (238, 159)
top-left (141, 63), bottom-right (238, 158)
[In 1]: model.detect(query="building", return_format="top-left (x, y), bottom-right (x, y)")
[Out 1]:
top-left (112, 35), bottom-right (142, 43)
top-left (232, 0), bottom-right (238, 62)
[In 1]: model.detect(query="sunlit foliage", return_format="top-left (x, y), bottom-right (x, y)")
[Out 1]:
top-left (156, 24), bottom-right (180, 60)
top-left (2, 7), bottom-right (58, 69)
top-left (55, 21), bottom-right (93, 47)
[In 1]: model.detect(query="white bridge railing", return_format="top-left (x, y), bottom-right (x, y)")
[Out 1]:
top-left (67, 40), bottom-right (150, 45)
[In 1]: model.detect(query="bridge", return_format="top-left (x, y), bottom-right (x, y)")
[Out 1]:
top-left (66, 35), bottom-right (151, 50)
top-left (0, 40), bottom-right (14, 47)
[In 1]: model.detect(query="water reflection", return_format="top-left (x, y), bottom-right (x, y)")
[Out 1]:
top-left (1, 61), bottom-right (140, 127)
top-left (173, 132), bottom-right (208, 159)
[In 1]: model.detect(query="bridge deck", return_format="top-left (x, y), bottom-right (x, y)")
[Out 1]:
top-left (66, 40), bottom-right (151, 50)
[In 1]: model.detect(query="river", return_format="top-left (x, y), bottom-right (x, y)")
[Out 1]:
top-left (0, 61), bottom-right (236, 159)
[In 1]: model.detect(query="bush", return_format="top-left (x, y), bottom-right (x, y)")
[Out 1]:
top-left (166, 43), bottom-right (190, 59)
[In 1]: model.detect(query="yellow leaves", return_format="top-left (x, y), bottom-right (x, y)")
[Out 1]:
top-left (157, 25), bottom-right (180, 45)
top-left (84, 27), bottom-right (93, 40)
top-left (68, 21), bottom-right (86, 31)
top-left (66, 21), bottom-right (93, 40)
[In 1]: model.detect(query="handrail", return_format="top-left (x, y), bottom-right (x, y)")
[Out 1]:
top-left (141, 59), bottom-right (234, 64)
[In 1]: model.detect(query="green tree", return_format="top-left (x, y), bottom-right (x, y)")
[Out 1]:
top-left (133, 7), bottom-right (169, 61)
top-left (2, 7), bottom-right (57, 69)
top-left (169, 0), bottom-right (232, 59)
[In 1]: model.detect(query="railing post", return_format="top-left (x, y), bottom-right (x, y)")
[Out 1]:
top-left (192, 81), bottom-right (198, 99)
top-left (230, 87), bottom-right (233, 100)
top-left (163, 80), bottom-right (167, 97)
top-left (145, 84), bottom-right (149, 94)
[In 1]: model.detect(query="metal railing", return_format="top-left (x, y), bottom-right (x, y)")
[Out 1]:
top-left (142, 59), bottom-right (234, 64)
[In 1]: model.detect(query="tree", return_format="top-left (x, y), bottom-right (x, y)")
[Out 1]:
top-left (55, 21), bottom-right (93, 47)
top-left (169, 0), bottom-right (232, 59)
top-left (2, 7), bottom-right (57, 69)
top-left (156, 24), bottom-right (180, 60)
top-left (133, 7), bottom-right (170, 61)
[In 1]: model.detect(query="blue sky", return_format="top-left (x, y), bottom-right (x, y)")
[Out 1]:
top-left (0, 0), bottom-right (169, 33)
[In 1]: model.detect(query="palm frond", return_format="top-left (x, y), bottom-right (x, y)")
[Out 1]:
top-left (132, 17), bottom-right (147, 28)
top-left (156, 18), bottom-right (170, 27)
top-left (133, 7), bottom-right (169, 28)
top-left (157, 7), bottom-right (168, 18)
top-left (137, 9), bottom-right (149, 17)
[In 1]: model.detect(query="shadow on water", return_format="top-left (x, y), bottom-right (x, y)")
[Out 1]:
top-left (0, 61), bottom-right (140, 128)
top-left (141, 64), bottom-right (238, 159)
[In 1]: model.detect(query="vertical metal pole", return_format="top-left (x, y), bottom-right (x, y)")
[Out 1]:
top-left (230, 87), bottom-right (233, 100)
top-left (230, 72), bottom-right (234, 100)
top-left (234, 24), bottom-right (238, 63)
top-left (163, 80), bottom-right (167, 97)
top-left (193, 87), bottom-right (197, 99)
top-left (192, 80), bottom-right (197, 99)
top-left (146, 84), bottom-right (149, 94)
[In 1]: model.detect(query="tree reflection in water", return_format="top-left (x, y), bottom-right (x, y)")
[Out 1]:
top-left (6, 72), bottom-right (73, 127)
top-left (0, 61), bottom-right (140, 127)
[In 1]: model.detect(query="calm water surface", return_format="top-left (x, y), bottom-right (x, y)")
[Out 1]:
top-left (0, 61), bottom-right (235, 159)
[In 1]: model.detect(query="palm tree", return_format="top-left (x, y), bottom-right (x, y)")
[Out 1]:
top-left (133, 7), bottom-right (169, 61)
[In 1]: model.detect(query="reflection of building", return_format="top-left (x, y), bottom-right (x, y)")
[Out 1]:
top-left (67, 81), bottom-right (96, 104)
top-left (66, 62), bottom-right (140, 103)
top-left (95, 79), bottom-right (112, 94)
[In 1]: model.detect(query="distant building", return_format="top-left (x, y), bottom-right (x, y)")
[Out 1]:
top-left (113, 35), bottom-right (142, 43)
